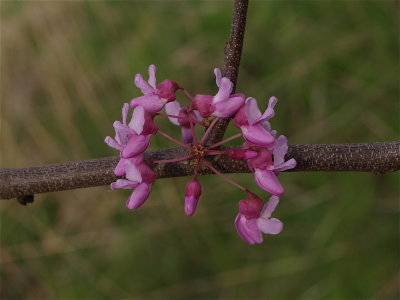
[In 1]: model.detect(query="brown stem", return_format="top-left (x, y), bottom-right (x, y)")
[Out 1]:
top-left (205, 0), bottom-right (249, 145)
top-left (1, 141), bottom-right (399, 200)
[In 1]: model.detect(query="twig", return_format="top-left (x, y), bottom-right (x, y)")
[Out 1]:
top-left (1, 141), bottom-right (399, 200)
top-left (205, 0), bottom-right (249, 145)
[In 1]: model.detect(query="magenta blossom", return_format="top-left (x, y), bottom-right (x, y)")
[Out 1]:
top-left (105, 104), bottom-right (156, 154)
top-left (165, 101), bottom-right (202, 144)
top-left (184, 178), bottom-right (202, 216)
top-left (192, 68), bottom-right (245, 118)
top-left (130, 64), bottom-right (179, 113)
top-left (106, 65), bottom-right (296, 246)
top-left (233, 96), bottom-right (278, 147)
top-left (247, 135), bottom-right (296, 196)
top-left (235, 193), bottom-right (283, 245)
top-left (110, 160), bottom-right (157, 210)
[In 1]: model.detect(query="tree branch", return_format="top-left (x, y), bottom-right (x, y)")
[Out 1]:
top-left (1, 141), bottom-right (399, 200)
top-left (206, 0), bottom-right (249, 145)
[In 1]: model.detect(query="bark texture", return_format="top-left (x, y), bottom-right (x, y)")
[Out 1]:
top-left (1, 142), bottom-right (399, 200)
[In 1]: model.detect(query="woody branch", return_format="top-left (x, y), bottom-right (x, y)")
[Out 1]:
top-left (1, 142), bottom-right (399, 200)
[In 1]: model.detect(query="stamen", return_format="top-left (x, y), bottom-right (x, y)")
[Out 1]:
top-left (204, 150), bottom-right (225, 155)
top-left (207, 132), bottom-right (243, 149)
top-left (181, 88), bottom-right (194, 100)
top-left (193, 156), bottom-right (200, 178)
top-left (158, 130), bottom-right (193, 151)
top-left (202, 159), bottom-right (247, 192)
top-left (200, 117), bottom-right (220, 145)
top-left (188, 113), bottom-right (199, 147)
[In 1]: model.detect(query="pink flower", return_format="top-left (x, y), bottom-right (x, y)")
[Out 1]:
top-left (113, 154), bottom-right (145, 177)
top-left (165, 101), bottom-right (202, 144)
top-left (111, 160), bottom-right (157, 210)
top-left (130, 65), bottom-right (179, 113)
top-left (184, 178), bottom-right (202, 216)
top-left (247, 135), bottom-right (296, 196)
top-left (125, 162), bottom-right (157, 210)
top-left (233, 97), bottom-right (278, 147)
top-left (235, 193), bottom-right (283, 245)
top-left (271, 135), bottom-right (297, 174)
top-left (105, 104), bottom-right (156, 154)
top-left (192, 68), bottom-right (245, 118)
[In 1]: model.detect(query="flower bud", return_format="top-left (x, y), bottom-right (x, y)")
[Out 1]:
top-left (184, 178), bottom-right (202, 216)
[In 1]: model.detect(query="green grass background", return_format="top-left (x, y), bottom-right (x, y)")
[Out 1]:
top-left (1, 1), bottom-right (398, 299)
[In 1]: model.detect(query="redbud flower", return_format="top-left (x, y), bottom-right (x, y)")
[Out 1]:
top-left (125, 163), bottom-right (157, 210)
top-left (165, 101), bottom-right (202, 144)
top-left (130, 64), bottom-right (179, 113)
top-left (248, 148), bottom-right (284, 196)
top-left (184, 178), bottom-right (202, 216)
top-left (105, 105), bottom-right (156, 153)
top-left (271, 135), bottom-right (297, 174)
top-left (192, 68), bottom-right (244, 118)
top-left (233, 97), bottom-right (278, 147)
top-left (247, 135), bottom-right (296, 196)
top-left (235, 194), bottom-right (283, 245)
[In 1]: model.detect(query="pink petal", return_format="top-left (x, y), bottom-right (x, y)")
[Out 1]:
top-left (233, 105), bottom-right (248, 128)
top-left (212, 93), bottom-right (245, 118)
top-left (137, 163), bottom-right (157, 184)
top-left (126, 183), bottom-right (151, 210)
top-left (122, 103), bottom-right (130, 125)
top-left (257, 218), bottom-right (283, 235)
top-left (192, 94), bottom-right (213, 118)
top-left (134, 73), bottom-right (154, 95)
top-left (254, 169), bottom-right (284, 196)
top-left (124, 160), bottom-right (142, 183)
top-left (257, 96), bottom-right (277, 124)
top-left (181, 127), bottom-right (193, 144)
top-left (111, 179), bottom-right (139, 190)
top-left (235, 214), bottom-right (255, 245)
top-left (260, 195), bottom-right (280, 218)
top-left (245, 97), bottom-right (262, 125)
top-left (274, 158), bottom-right (297, 174)
top-left (129, 106), bottom-right (145, 135)
top-left (245, 218), bottom-right (263, 244)
top-left (273, 135), bottom-right (288, 166)
top-left (130, 94), bottom-right (167, 113)
top-left (214, 68), bottom-right (222, 87)
top-left (165, 101), bottom-right (181, 125)
top-left (259, 120), bottom-right (271, 132)
top-left (148, 64), bottom-right (157, 89)
top-left (105, 136), bottom-right (123, 151)
top-left (192, 110), bottom-right (202, 122)
top-left (121, 135), bottom-right (150, 158)
top-left (241, 125), bottom-right (275, 147)
top-left (213, 77), bottom-right (233, 103)
top-left (114, 158), bottom-right (126, 176)
top-left (185, 196), bottom-right (199, 216)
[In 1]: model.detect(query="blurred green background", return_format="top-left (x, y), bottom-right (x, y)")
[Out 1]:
top-left (1, 1), bottom-right (398, 299)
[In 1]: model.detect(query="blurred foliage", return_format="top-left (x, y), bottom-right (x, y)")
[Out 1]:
top-left (1, 1), bottom-right (398, 299)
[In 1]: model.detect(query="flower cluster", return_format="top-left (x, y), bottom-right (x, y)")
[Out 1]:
top-left (105, 65), bottom-right (296, 245)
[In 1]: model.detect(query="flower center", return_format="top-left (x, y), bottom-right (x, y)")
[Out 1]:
top-left (192, 145), bottom-right (205, 157)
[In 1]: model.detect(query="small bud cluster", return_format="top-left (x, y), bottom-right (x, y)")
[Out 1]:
top-left (105, 65), bottom-right (296, 245)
